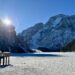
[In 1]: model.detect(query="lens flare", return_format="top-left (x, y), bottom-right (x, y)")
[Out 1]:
top-left (2, 17), bottom-right (12, 26)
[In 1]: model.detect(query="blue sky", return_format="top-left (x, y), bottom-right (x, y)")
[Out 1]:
top-left (0, 0), bottom-right (75, 33)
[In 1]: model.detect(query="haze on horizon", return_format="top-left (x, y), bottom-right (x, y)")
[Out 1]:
top-left (0, 0), bottom-right (75, 33)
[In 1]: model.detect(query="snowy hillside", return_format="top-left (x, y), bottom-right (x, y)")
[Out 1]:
top-left (19, 14), bottom-right (75, 51)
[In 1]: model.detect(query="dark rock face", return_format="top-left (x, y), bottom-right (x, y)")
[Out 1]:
top-left (63, 40), bottom-right (75, 52)
top-left (0, 21), bottom-right (15, 52)
top-left (19, 14), bottom-right (75, 52)
top-left (0, 20), bottom-right (27, 53)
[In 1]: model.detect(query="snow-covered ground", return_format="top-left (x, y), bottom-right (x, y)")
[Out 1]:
top-left (0, 52), bottom-right (75, 75)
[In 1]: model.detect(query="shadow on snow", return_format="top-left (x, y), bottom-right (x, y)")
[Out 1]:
top-left (11, 53), bottom-right (63, 57)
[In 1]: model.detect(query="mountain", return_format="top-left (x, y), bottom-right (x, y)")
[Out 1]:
top-left (0, 20), bottom-right (16, 52)
top-left (0, 20), bottom-right (31, 53)
top-left (18, 23), bottom-right (44, 49)
top-left (19, 14), bottom-right (75, 52)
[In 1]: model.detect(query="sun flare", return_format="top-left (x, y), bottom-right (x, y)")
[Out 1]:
top-left (2, 17), bottom-right (12, 26)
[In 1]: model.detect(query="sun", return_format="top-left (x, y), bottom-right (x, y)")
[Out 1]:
top-left (2, 17), bottom-right (12, 26)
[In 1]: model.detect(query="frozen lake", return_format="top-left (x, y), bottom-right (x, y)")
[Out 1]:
top-left (0, 52), bottom-right (75, 75)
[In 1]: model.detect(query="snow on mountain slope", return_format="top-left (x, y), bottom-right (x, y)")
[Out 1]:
top-left (53, 17), bottom-right (62, 27)
top-left (19, 14), bottom-right (75, 51)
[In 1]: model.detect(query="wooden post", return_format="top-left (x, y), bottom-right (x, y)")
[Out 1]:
top-left (5, 57), bottom-right (7, 65)
top-left (8, 56), bottom-right (10, 65)
top-left (0, 58), bottom-right (1, 65)
top-left (3, 57), bottom-right (5, 66)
